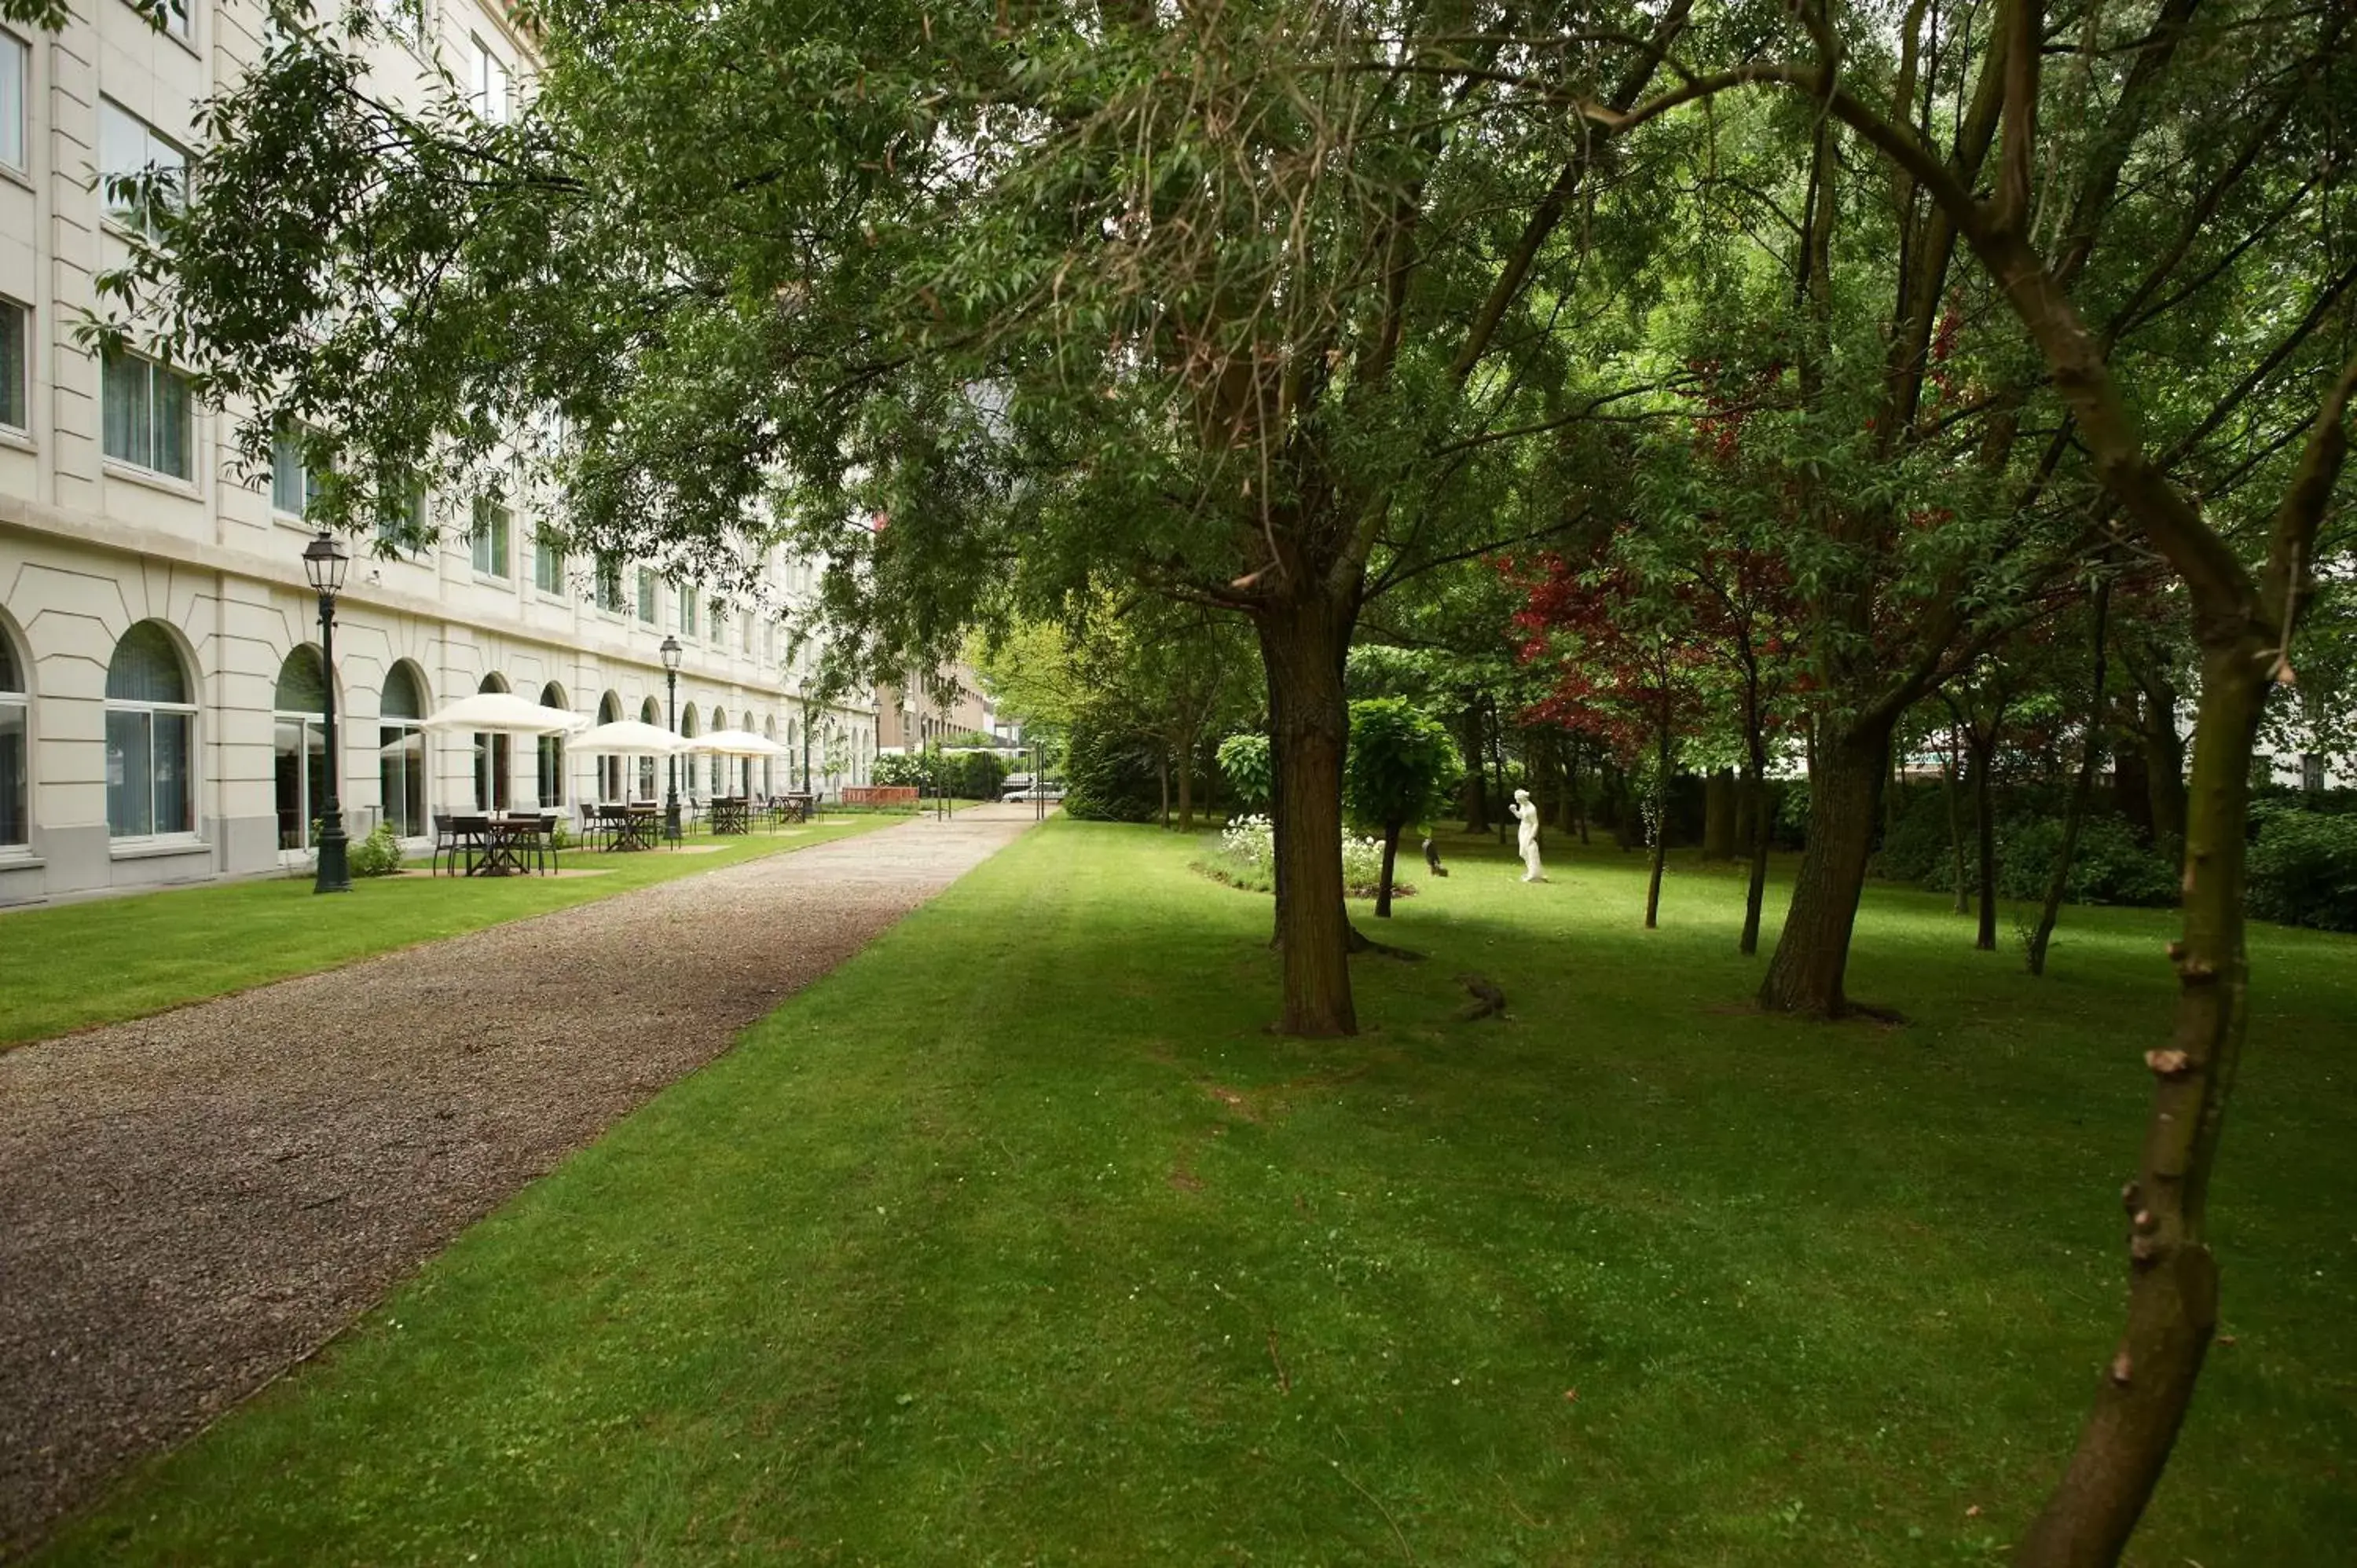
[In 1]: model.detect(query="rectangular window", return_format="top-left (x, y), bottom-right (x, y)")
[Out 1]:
top-left (470, 496), bottom-right (511, 577)
top-left (159, 0), bottom-right (193, 39)
top-left (378, 477), bottom-right (426, 551)
top-left (105, 706), bottom-right (193, 837)
top-left (99, 100), bottom-right (187, 241)
top-left (0, 297), bottom-right (25, 431)
top-left (270, 427), bottom-right (327, 517)
top-left (596, 558), bottom-right (624, 614)
top-left (101, 350), bottom-right (192, 479)
top-left (1, 29), bottom-right (27, 174)
top-left (709, 607), bottom-right (725, 648)
top-left (678, 585), bottom-right (697, 639)
top-left (636, 567), bottom-right (657, 622)
top-left (2302, 753), bottom-right (2326, 793)
top-left (533, 528), bottom-right (565, 595)
top-left (470, 36), bottom-right (511, 123)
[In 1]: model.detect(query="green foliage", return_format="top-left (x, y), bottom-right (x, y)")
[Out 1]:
top-left (871, 753), bottom-right (928, 789)
top-left (2247, 806), bottom-right (2357, 933)
top-left (1215, 733), bottom-right (1272, 811)
top-left (1342, 699), bottom-right (1462, 833)
top-left (1877, 786), bottom-right (2176, 908)
top-left (1062, 710), bottom-right (1157, 822)
top-left (347, 822), bottom-right (404, 878)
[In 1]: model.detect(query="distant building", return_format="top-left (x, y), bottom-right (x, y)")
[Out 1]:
top-left (875, 663), bottom-right (1015, 753)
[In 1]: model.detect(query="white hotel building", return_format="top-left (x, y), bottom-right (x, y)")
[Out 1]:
top-left (0, 0), bottom-right (875, 907)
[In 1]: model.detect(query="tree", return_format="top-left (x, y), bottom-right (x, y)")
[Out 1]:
top-left (93, 0), bottom-right (1705, 1038)
top-left (1341, 699), bottom-right (1461, 919)
top-left (1617, 2), bottom-right (2357, 1555)
top-left (1216, 735), bottom-right (1274, 815)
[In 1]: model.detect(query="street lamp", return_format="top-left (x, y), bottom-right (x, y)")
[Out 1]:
top-left (301, 532), bottom-right (352, 893)
top-left (798, 682), bottom-right (814, 794)
top-left (660, 633), bottom-right (684, 843)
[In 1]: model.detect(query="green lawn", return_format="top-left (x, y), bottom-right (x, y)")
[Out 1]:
top-left (0, 816), bottom-right (891, 1048)
top-left (38, 822), bottom-right (2357, 1564)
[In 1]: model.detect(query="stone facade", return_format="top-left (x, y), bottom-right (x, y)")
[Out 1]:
top-left (0, 0), bottom-right (874, 907)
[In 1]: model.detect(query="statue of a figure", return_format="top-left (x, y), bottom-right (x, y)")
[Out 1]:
top-left (1509, 788), bottom-right (1546, 882)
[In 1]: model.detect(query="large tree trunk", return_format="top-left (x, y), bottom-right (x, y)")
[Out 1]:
top-left (1702, 768), bottom-right (1736, 860)
top-left (1255, 604), bottom-right (1358, 1037)
top-left (1971, 732), bottom-right (1999, 951)
top-left (1758, 720), bottom-right (1890, 1016)
top-left (2014, 642), bottom-right (2264, 1566)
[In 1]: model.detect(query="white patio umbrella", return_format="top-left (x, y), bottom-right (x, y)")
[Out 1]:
top-left (691, 727), bottom-right (785, 757)
top-left (416, 691), bottom-right (589, 735)
top-left (569, 719), bottom-right (692, 756)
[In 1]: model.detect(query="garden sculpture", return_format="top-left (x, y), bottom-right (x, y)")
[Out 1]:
top-left (1509, 789), bottom-right (1546, 882)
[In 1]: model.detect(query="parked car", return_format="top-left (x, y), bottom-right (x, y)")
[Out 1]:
top-left (1000, 773), bottom-right (1036, 798)
top-left (1003, 777), bottom-right (1065, 803)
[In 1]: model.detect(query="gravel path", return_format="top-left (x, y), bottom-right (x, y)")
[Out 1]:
top-left (0, 807), bottom-right (1037, 1558)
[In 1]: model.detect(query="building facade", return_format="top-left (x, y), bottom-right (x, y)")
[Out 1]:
top-left (0, 0), bottom-right (874, 907)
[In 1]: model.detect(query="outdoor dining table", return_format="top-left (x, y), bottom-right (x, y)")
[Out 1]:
top-left (591, 803), bottom-right (659, 852)
top-left (460, 815), bottom-right (552, 877)
top-left (709, 795), bottom-right (752, 836)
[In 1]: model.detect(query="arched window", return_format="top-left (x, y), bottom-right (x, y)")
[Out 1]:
top-left (379, 662), bottom-right (427, 837)
top-left (637, 695), bottom-right (660, 800)
top-left (273, 645), bottom-right (331, 852)
top-left (536, 681), bottom-right (568, 808)
top-left (596, 691), bottom-right (624, 802)
top-left (106, 621), bottom-right (197, 838)
top-left (474, 672), bottom-right (511, 811)
top-left (0, 626), bottom-right (27, 848)
top-left (762, 716), bottom-right (775, 797)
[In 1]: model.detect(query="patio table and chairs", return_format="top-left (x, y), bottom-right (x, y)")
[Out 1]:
top-left (708, 795), bottom-right (752, 835)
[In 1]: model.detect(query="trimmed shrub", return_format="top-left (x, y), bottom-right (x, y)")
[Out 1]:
top-left (2247, 805), bottom-right (2357, 932)
top-left (1062, 709), bottom-right (1157, 822)
top-left (348, 822), bottom-right (404, 877)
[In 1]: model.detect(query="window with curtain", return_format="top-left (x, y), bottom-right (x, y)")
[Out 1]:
top-left (0, 296), bottom-right (26, 431)
top-left (104, 621), bottom-right (196, 838)
top-left (379, 662), bottom-right (427, 837)
top-left (98, 100), bottom-right (186, 240)
top-left (0, 628), bottom-right (27, 848)
top-left (101, 350), bottom-right (192, 480)
top-left (678, 585), bottom-right (698, 639)
top-left (271, 425), bottom-right (328, 518)
top-left (534, 528), bottom-right (566, 595)
top-left (637, 696), bottom-right (660, 799)
top-left (596, 559), bottom-right (625, 614)
top-left (474, 676), bottom-right (511, 811)
top-left (272, 647), bottom-right (330, 852)
top-left (637, 569), bottom-right (658, 622)
top-left (471, 496), bottom-right (511, 577)
top-left (536, 683), bottom-right (566, 806)
top-left (1, 29), bottom-right (28, 175)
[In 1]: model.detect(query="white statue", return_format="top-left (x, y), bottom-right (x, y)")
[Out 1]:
top-left (1510, 788), bottom-right (1546, 882)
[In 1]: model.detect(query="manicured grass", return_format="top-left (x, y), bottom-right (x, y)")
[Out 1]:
top-left (0, 816), bottom-right (892, 1048)
top-left (38, 823), bottom-right (2356, 1564)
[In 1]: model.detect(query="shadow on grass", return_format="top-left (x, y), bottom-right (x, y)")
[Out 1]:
top-left (39, 819), bottom-right (2357, 1567)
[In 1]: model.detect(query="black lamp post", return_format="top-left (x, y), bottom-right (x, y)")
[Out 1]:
top-left (798, 683), bottom-right (814, 794)
top-left (302, 531), bottom-right (352, 893)
top-left (660, 634), bottom-right (684, 842)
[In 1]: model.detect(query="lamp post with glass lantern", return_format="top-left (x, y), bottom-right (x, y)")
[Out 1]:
top-left (302, 532), bottom-right (353, 893)
top-left (797, 680), bottom-right (814, 795)
top-left (660, 634), bottom-right (684, 843)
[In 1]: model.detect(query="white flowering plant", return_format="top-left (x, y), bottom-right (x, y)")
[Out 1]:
top-left (1200, 814), bottom-right (1402, 899)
